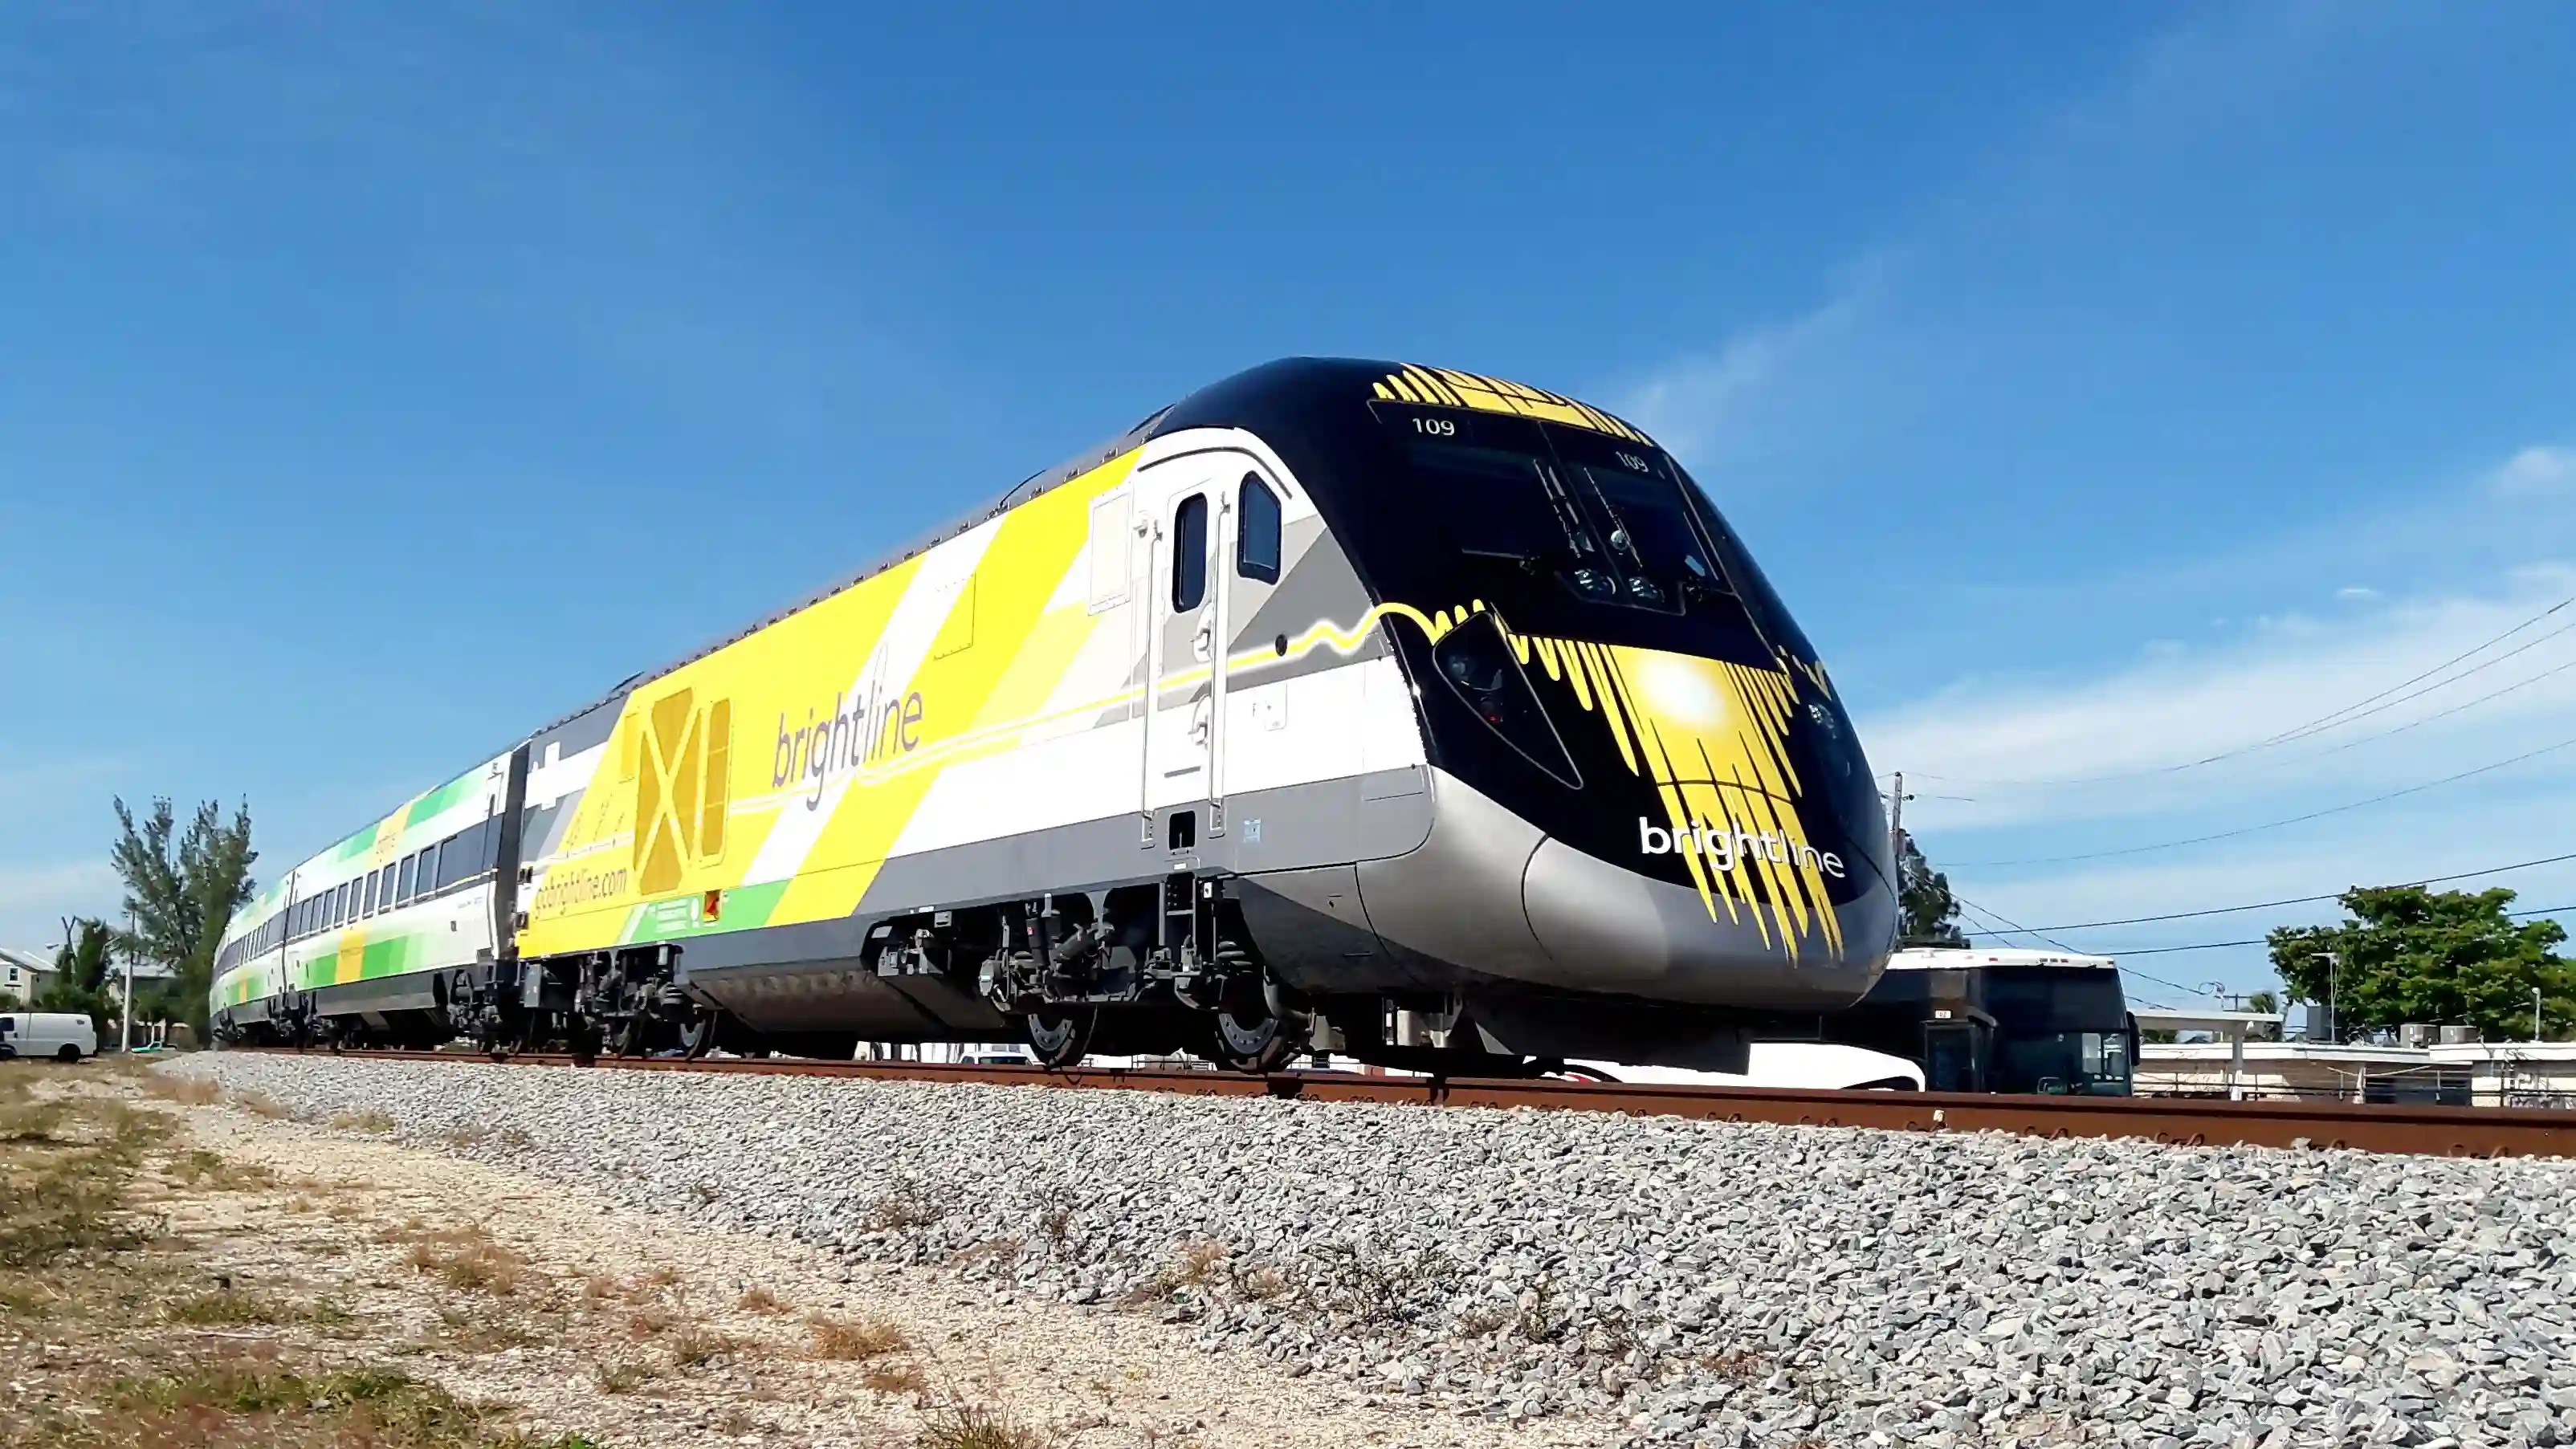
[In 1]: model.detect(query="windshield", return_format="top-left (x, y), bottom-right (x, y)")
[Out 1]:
top-left (1374, 401), bottom-right (1747, 633)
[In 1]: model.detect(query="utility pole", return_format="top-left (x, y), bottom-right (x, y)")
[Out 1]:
top-left (2326, 948), bottom-right (2338, 1046)
top-left (120, 906), bottom-right (134, 1055)
top-left (1886, 771), bottom-right (1907, 878)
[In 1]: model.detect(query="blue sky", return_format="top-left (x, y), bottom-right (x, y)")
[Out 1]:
top-left (6, 2), bottom-right (2574, 1007)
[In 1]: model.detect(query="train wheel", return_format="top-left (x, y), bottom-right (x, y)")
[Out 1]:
top-left (1025, 1007), bottom-right (1094, 1069)
top-left (1209, 1005), bottom-right (1308, 1074)
top-left (682, 1014), bottom-right (719, 1060)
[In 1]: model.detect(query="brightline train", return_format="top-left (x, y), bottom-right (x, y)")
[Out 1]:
top-left (212, 360), bottom-right (1898, 1073)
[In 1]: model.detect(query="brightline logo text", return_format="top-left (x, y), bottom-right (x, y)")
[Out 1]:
top-left (1637, 816), bottom-right (1847, 879)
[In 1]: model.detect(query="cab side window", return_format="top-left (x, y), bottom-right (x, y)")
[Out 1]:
top-left (1172, 495), bottom-right (1209, 611)
top-left (1237, 475), bottom-right (1281, 583)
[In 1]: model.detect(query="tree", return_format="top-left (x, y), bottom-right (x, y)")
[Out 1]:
top-left (1896, 829), bottom-right (1968, 947)
top-left (2244, 990), bottom-right (2280, 1016)
top-left (108, 796), bottom-right (256, 1037)
top-left (36, 918), bottom-right (119, 1039)
top-left (2268, 885), bottom-right (2574, 1042)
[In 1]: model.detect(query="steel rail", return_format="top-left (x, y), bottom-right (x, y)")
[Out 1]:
top-left (233, 1047), bottom-right (2576, 1159)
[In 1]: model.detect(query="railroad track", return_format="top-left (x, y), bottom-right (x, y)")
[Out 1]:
top-left (236, 1046), bottom-right (2576, 1159)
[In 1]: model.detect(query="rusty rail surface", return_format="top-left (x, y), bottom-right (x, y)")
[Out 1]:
top-left (233, 1047), bottom-right (2576, 1159)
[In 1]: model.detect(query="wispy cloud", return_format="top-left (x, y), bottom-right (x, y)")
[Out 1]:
top-left (2492, 446), bottom-right (2576, 499)
top-left (1865, 565), bottom-right (2576, 833)
top-left (1611, 260), bottom-right (1889, 466)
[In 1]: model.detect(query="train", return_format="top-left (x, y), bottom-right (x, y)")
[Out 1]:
top-left (211, 359), bottom-right (1898, 1074)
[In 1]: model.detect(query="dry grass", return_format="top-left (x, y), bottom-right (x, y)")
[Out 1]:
top-left (234, 1090), bottom-right (293, 1119)
top-left (737, 1284), bottom-right (785, 1314)
top-left (402, 1227), bottom-right (528, 1296)
top-left (169, 1146), bottom-right (277, 1192)
top-left (807, 1313), bottom-right (911, 1361)
top-left (140, 1074), bottom-right (221, 1105)
top-left (581, 1272), bottom-right (626, 1305)
top-left (916, 1402), bottom-right (1047, 1449)
top-left (1123, 1238), bottom-right (1231, 1305)
top-left (864, 1180), bottom-right (948, 1231)
top-left (626, 1304), bottom-right (677, 1340)
top-left (0, 1078), bottom-right (163, 1269)
top-left (89, 1361), bottom-right (610, 1447)
top-left (594, 1357), bottom-right (663, 1395)
top-left (0, 1077), bottom-right (609, 1449)
top-left (161, 1288), bottom-right (336, 1327)
top-left (665, 1325), bottom-right (739, 1370)
top-left (328, 1108), bottom-right (399, 1134)
top-left (863, 1361), bottom-right (930, 1397)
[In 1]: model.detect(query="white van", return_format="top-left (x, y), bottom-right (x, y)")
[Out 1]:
top-left (0, 1012), bottom-right (100, 1062)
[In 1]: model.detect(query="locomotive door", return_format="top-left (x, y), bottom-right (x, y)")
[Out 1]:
top-left (1137, 454), bottom-right (1233, 853)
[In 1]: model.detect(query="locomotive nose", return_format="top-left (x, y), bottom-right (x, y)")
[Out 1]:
top-left (1520, 824), bottom-right (1893, 1011)
top-left (1354, 770), bottom-right (1897, 1014)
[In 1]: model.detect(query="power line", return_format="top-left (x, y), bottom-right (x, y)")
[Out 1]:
top-left (1950, 893), bottom-right (2215, 1001)
top-left (2261, 614), bottom-right (2576, 750)
top-left (2095, 902), bottom-right (2574, 958)
top-left (2296, 650), bottom-right (2576, 762)
top-left (1910, 594), bottom-right (2574, 788)
top-left (1967, 849), bottom-right (2576, 934)
top-left (1954, 730), bottom-right (2576, 868)
top-left (2256, 600), bottom-right (2574, 746)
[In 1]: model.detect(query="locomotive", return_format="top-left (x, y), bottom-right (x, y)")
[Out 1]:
top-left (212, 360), bottom-right (1897, 1073)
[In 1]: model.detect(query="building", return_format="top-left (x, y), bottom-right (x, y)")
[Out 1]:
top-left (2138, 1036), bottom-right (2576, 1108)
top-left (0, 947), bottom-right (54, 1003)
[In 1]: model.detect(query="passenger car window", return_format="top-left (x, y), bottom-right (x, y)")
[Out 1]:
top-left (397, 855), bottom-right (417, 904)
top-left (1172, 495), bottom-right (1209, 611)
top-left (1237, 475), bottom-right (1280, 584)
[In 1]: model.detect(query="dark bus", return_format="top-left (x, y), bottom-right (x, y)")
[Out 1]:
top-left (1811, 948), bottom-right (2138, 1095)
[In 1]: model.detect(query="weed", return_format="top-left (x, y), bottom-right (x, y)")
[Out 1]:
top-left (1124, 1238), bottom-right (1231, 1305)
top-left (865, 1180), bottom-right (948, 1231)
top-left (497, 1125), bottom-right (534, 1150)
top-left (1295, 1241), bottom-right (1455, 1327)
top-left (234, 1091), bottom-right (292, 1119)
top-left (1037, 1204), bottom-right (1074, 1248)
top-left (596, 1358), bottom-right (664, 1394)
top-left (432, 1305), bottom-right (544, 1352)
top-left (666, 1325), bottom-right (738, 1370)
top-left (916, 1402), bottom-right (1047, 1449)
top-left (328, 1108), bottom-right (398, 1134)
top-left (169, 1148), bottom-right (277, 1191)
top-left (737, 1284), bottom-right (785, 1314)
top-left (141, 1075), bottom-right (222, 1106)
top-left (627, 1305), bottom-right (676, 1340)
top-left (949, 1236), bottom-right (1024, 1270)
top-left (0, 1085), bottom-right (164, 1269)
top-left (443, 1125), bottom-right (493, 1149)
top-left (808, 1313), bottom-right (911, 1360)
top-left (582, 1272), bottom-right (625, 1305)
top-left (164, 1288), bottom-right (296, 1325)
top-left (864, 1361), bottom-right (930, 1397)
top-left (403, 1227), bottom-right (528, 1296)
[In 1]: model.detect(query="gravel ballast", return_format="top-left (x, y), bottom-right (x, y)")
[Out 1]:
top-left (167, 1053), bottom-right (2576, 1448)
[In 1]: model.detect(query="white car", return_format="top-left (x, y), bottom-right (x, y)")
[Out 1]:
top-left (0, 1011), bottom-right (100, 1063)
